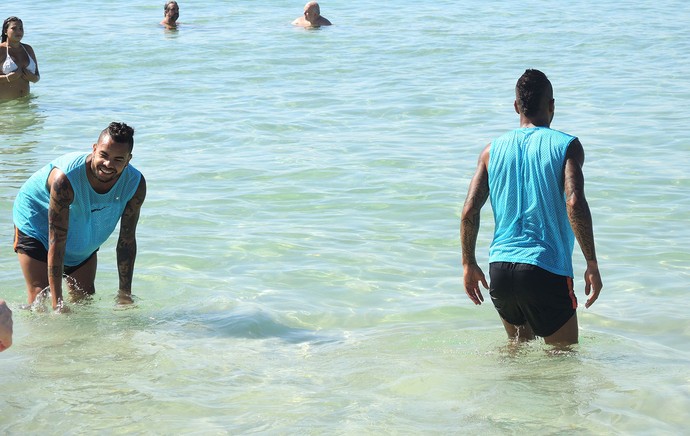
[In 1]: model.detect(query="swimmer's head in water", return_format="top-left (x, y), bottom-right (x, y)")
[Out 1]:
top-left (164, 1), bottom-right (180, 22)
top-left (304, 2), bottom-right (321, 21)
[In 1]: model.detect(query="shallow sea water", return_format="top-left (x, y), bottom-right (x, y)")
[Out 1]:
top-left (1, 1), bottom-right (689, 434)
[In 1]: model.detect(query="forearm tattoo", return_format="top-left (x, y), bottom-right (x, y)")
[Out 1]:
top-left (117, 180), bottom-right (145, 291)
top-left (48, 178), bottom-right (71, 247)
top-left (565, 158), bottom-right (597, 262)
top-left (461, 171), bottom-right (489, 265)
top-left (47, 176), bottom-right (72, 289)
top-left (117, 238), bottom-right (137, 291)
top-left (567, 198), bottom-right (597, 262)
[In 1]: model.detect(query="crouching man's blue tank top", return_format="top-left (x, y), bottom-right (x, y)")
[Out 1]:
top-left (13, 152), bottom-right (142, 266)
top-left (488, 127), bottom-right (576, 277)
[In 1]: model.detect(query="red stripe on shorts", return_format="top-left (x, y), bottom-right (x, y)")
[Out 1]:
top-left (567, 277), bottom-right (577, 309)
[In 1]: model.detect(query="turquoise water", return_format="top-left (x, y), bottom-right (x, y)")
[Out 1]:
top-left (1, 0), bottom-right (689, 434)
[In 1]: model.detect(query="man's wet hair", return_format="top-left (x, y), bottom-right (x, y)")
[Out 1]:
top-left (515, 69), bottom-right (553, 117)
top-left (99, 122), bottom-right (135, 151)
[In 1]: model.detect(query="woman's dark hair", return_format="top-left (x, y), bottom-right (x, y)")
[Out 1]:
top-left (2, 17), bottom-right (22, 43)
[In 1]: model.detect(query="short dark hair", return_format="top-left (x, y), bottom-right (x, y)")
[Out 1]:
top-left (515, 69), bottom-right (553, 117)
top-left (99, 122), bottom-right (135, 151)
top-left (2, 17), bottom-right (21, 43)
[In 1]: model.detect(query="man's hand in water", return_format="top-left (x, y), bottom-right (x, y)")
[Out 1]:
top-left (54, 298), bottom-right (71, 314)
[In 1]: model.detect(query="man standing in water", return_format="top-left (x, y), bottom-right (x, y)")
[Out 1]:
top-left (292, 1), bottom-right (332, 27)
top-left (13, 122), bottom-right (146, 312)
top-left (460, 69), bottom-right (602, 346)
top-left (160, 1), bottom-right (180, 29)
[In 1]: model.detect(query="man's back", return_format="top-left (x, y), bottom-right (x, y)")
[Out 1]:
top-left (487, 127), bottom-right (576, 277)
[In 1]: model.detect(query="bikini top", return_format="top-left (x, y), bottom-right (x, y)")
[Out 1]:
top-left (2, 44), bottom-right (37, 75)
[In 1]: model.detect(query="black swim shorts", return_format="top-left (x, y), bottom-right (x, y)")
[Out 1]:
top-left (13, 227), bottom-right (96, 275)
top-left (489, 262), bottom-right (577, 337)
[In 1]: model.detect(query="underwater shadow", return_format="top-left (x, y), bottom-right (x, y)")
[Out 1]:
top-left (178, 305), bottom-right (337, 345)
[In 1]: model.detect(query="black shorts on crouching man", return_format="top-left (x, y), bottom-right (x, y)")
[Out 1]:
top-left (13, 227), bottom-right (96, 275)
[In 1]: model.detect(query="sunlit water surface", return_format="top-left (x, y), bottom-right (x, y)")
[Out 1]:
top-left (1, 1), bottom-right (689, 434)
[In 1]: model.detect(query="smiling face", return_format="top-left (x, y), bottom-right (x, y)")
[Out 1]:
top-left (90, 134), bottom-right (132, 185)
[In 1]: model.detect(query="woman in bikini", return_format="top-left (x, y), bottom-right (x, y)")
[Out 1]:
top-left (1, 17), bottom-right (40, 100)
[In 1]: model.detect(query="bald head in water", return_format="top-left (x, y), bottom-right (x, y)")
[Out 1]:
top-left (292, 1), bottom-right (332, 27)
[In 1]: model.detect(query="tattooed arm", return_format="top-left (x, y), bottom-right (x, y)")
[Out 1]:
top-left (460, 144), bottom-right (491, 305)
top-left (47, 169), bottom-right (74, 311)
top-left (564, 139), bottom-right (603, 308)
top-left (116, 176), bottom-right (146, 304)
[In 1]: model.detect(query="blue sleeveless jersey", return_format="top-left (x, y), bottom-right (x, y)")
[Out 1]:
top-left (487, 127), bottom-right (576, 277)
top-left (13, 152), bottom-right (142, 266)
